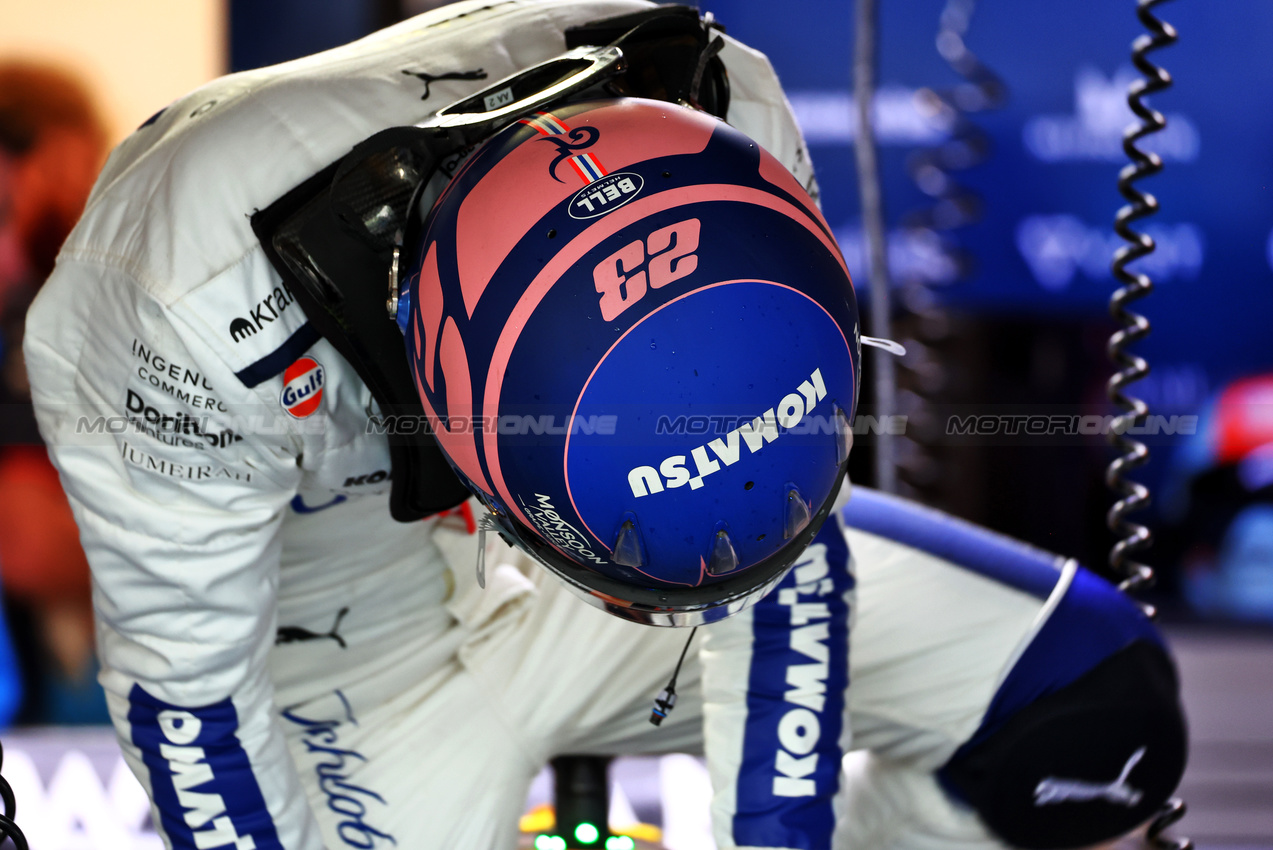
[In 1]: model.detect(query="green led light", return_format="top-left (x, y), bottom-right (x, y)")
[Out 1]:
top-left (605, 836), bottom-right (635, 850)
top-left (574, 822), bottom-right (601, 845)
top-left (534, 836), bottom-right (552, 850)
top-left (552, 837), bottom-right (567, 850)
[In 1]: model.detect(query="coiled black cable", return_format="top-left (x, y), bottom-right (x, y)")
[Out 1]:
top-left (1107, 0), bottom-right (1176, 599)
top-left (1107, 2), bottom-right (1190, 848)
top-left (0, 741), bottom-right (29, 850)
top-left (1146, 795), bottom-right (1191, 850)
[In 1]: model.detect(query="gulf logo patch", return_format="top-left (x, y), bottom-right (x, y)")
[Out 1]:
top-left (281, 357), bottom-right (324, 418)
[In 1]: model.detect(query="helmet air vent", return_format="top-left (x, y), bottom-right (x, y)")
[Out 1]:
top-left (705, 526), bottom-right (740, 576)
top-left (784, 486), bottom-right (812, 540)
top-left (834, 405), bottom-right (854, 466)
top-left (612, 514), bottom-right (648, 568)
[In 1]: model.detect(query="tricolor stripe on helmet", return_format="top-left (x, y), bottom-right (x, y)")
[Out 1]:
top-left (518, 111), bottom-right (609, 184)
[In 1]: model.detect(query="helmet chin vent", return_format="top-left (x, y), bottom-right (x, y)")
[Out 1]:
top-left (706, 525), bottom-right (740, 576)
top-left (784, 486), bottom-right (812, 540)
top-left (835, 405), bottom-right (854, 465)
top-left (612, 513), bottom-right (647, 568)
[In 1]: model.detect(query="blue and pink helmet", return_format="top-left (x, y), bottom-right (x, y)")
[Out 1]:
top-left (404, 98), bottom-right (859, 625)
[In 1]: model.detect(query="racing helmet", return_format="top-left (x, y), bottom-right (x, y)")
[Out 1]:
top-left (402, 96), bottom-right (860, 626)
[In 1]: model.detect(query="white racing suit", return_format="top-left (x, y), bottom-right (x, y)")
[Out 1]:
top-left (24, 2), bottom-right (846, 848)
top-left (24, 1), bottom-right (1180, 848)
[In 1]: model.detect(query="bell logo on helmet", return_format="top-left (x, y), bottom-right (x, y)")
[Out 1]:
top-left (569, 173), bottom-right (643, 220)
top-left (281, 357), bottom-right (325, 419)
top-left (594, 219), bottom-right (700, 321)
top-left (628, 368), bottom-right (829, 498)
